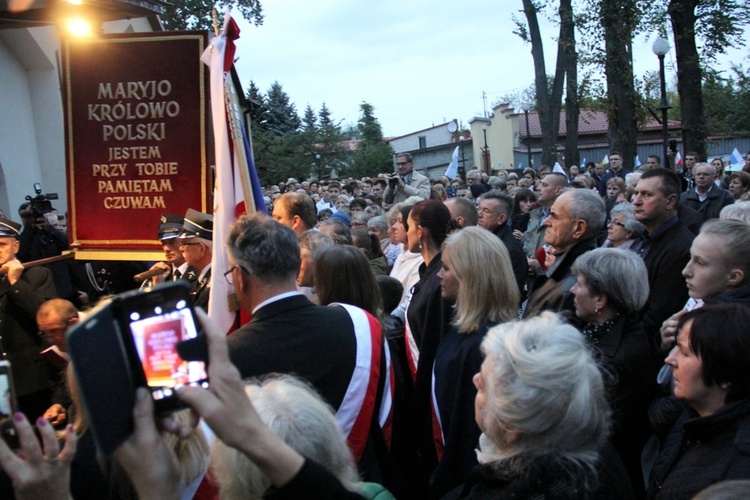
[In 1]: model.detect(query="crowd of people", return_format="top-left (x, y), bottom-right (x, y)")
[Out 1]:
top-left (1, 149), bottom-right (750, 499)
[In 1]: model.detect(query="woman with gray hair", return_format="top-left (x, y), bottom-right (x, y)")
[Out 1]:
top-left (604, 202), bottom-right (644, 249)
top-left (570, 248), bottom-right (658, 496)
top-left (211, 375), bottom-right (369, 499)
top-left (461, 312), bottom-right (625, 497)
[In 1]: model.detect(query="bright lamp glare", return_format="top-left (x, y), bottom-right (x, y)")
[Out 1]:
top-left (68, 18), bottom-right (91, 36)
top-left (67, 0), bottom-right (83, 4)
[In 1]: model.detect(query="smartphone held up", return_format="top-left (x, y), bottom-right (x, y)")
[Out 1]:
top-left (67, 281), bottom-right (209, 457)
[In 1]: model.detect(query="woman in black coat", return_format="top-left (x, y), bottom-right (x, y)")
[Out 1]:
top-left (570, 248), bottom-right (659, 497)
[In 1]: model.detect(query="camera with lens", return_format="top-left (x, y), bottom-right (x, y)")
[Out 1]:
top-left (388, 174), bottom-right (401, 188)
top-left (23, 183), bottom-right (59, 218)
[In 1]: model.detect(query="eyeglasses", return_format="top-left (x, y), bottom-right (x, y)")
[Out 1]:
top-left (608, 220), bottom-right (626, 228)
top-left (396, 162), bottom-right (409, 166)
top-left (224, 265), bottom-right (248, 285)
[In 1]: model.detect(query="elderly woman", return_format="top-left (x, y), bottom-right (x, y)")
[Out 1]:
top-left (211, 376), bottom-right (368, 499)
top-left (430, 227), bottom-right (519, 497)
top-left (570, 248), bottom-right (658, 495)
top-left (648, 304), bottom-right (750, 499)
top-left (604, 202), bottom-right (645, 249)
top-left (728, 171), bottom-right (750, 200)
top-left (459, 312), bottom-right (621, 497)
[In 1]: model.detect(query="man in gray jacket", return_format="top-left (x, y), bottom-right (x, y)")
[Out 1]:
top-left (383, 153), bottom-right (430, 205)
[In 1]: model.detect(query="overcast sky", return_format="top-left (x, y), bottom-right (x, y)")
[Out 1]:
top-left (231, 1), bottom-right (749, 138)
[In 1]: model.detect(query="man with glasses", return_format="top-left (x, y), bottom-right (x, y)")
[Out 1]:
top-left (679, 163), bottom-right (734, 220)
top-left (383, 152), bottom-right (430, 206)
top-left (179, 209), bottom-right (213, 309)
top-left (224, 215), bottom-right (392, 477)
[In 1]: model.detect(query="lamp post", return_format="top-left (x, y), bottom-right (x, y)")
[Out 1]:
top-left (652, 37), bottom-right (671, 170)
top-left (481, 124), bottom-right (490, 175)
top-left (520, 102), bottom-right (533, 169)
top-left (458, 135), bottom-right (466, 179)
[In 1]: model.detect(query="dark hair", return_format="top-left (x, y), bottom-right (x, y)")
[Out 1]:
top-left (373, 179), bottom-right (387, 189)
top-left (399, 205), bottom-right (414, 232)
top-left (639, 168), bottom-right (682, 201)
top-left (349, 198), bottom-right (368, 211)
top-left (314, 245), bottom-right (382, 318)
top-left (351, 228), bottom-right (384, 260)
top-left (513, 189), bottom-right (537, 214)
top-left (686, 151), bottom-right (701, 161)
top-left (376, 275), bottom-right (403, 313)
top-left (410, 200), bottom-right (455, 247)
top-left (677, 303), bottom-right (750, 404)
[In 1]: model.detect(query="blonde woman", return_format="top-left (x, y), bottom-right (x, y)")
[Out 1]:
top-left (430, 227), bottom-right (519, 497)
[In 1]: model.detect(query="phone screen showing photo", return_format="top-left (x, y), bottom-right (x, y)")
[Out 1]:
top-left (128, 307), bottom-right (208, 401)
top-left (0, 369), bottom-right (12, 418)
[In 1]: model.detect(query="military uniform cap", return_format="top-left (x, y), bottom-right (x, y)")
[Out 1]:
top-left (157, 214), bottom-right (184, 240)
top-left (180, 209), bottom-right (213, 241)
top-left (0, 218), bottom-right (21, 238)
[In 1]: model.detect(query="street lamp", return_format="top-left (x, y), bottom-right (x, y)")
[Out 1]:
top-left (458, 135), bottom-right (466, 179)
top-left (519, 102), bottom-right (533, 169)
top-left (481, 124), bottom-right (490, 175)
top-left (652, 37), bottom-right (671, 170)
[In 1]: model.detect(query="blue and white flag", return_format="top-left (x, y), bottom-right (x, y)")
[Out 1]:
top-left (444, 146), bottom-right (460, 179)
top-left (731, 148), bottom-right (744, 166)
top-left (635, 155), bottom-right (641, 167)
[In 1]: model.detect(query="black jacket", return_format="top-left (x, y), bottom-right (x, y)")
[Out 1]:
top-left (492, 224), bottom-right (529, 300)
top-left (648, 399), bottom-right (750, 499)
top-left (640, 221), bottom-right (694, 348)
top-left (0, 267), bottom-right (57, 397)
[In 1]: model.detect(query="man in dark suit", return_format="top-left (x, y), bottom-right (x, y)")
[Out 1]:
top-left (0, 218), bottom-right (57, 420)
top-left (179, 209), bottom-right (212, 310)
top-left (476, 192), bottom-right (528, 299)
top-left (225, 214), bottom-right (391, 480)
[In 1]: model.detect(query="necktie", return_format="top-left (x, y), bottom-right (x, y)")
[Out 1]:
top-left (173, 269), bottom-right (182, 281)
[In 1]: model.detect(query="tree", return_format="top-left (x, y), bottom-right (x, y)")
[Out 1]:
top-left (314, 103), bottom-right (350, 180)
top-left (600, 0), bottom-right (639, 167)
top-left (350, 103), bottom-right (394, 178)
top-left (262, 81), bottom-right (301, 136)
top-left (514, 0), bottom-right (578, 167)
top-left (160, 0), bottom-right (263, 32)
top-left (301, 104), bottom-right (318, 133)
top-left (245, 81), bottom-right (266, 125)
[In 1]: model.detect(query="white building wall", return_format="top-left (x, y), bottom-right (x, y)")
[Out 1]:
top-left (0, 20), bottom-right (157, 223)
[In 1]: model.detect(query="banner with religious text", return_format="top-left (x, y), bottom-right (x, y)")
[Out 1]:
top-left (62, 32), bottom-right (210, 254)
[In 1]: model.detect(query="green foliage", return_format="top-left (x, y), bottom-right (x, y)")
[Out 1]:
top-left (262, 82), bottom-right (301, 135)
top-left (349, 102), bottom-right (394, 178)
top-left (245, 83), bottom-right (353, 183)
top-left (702, 66), bottom-right (750, 135)
top-left (160, 0), bottom-right (263, 32)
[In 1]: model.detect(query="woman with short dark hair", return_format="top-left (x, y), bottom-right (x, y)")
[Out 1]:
top-left (648, 303), bottom-right (750, 499)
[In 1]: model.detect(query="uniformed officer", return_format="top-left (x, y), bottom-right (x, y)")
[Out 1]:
top-left (0, 218), bottom-right (57, 420)
top-left (178, 209), bottom-right (213, 310)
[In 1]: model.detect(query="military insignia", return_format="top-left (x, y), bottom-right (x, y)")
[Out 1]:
top-left (160, 215), bottom-right (167, 224)
top-left (185, 270), bottom-right (198, 281)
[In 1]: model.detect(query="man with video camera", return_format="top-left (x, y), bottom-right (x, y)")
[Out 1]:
top-left (383, 153), bottom-right (430, 206)
top-left (17, 188), bottom-right (87, 308)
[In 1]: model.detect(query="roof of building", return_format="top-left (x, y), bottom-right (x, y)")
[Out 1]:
top-left (518, 109), bottom-right (681, 138)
